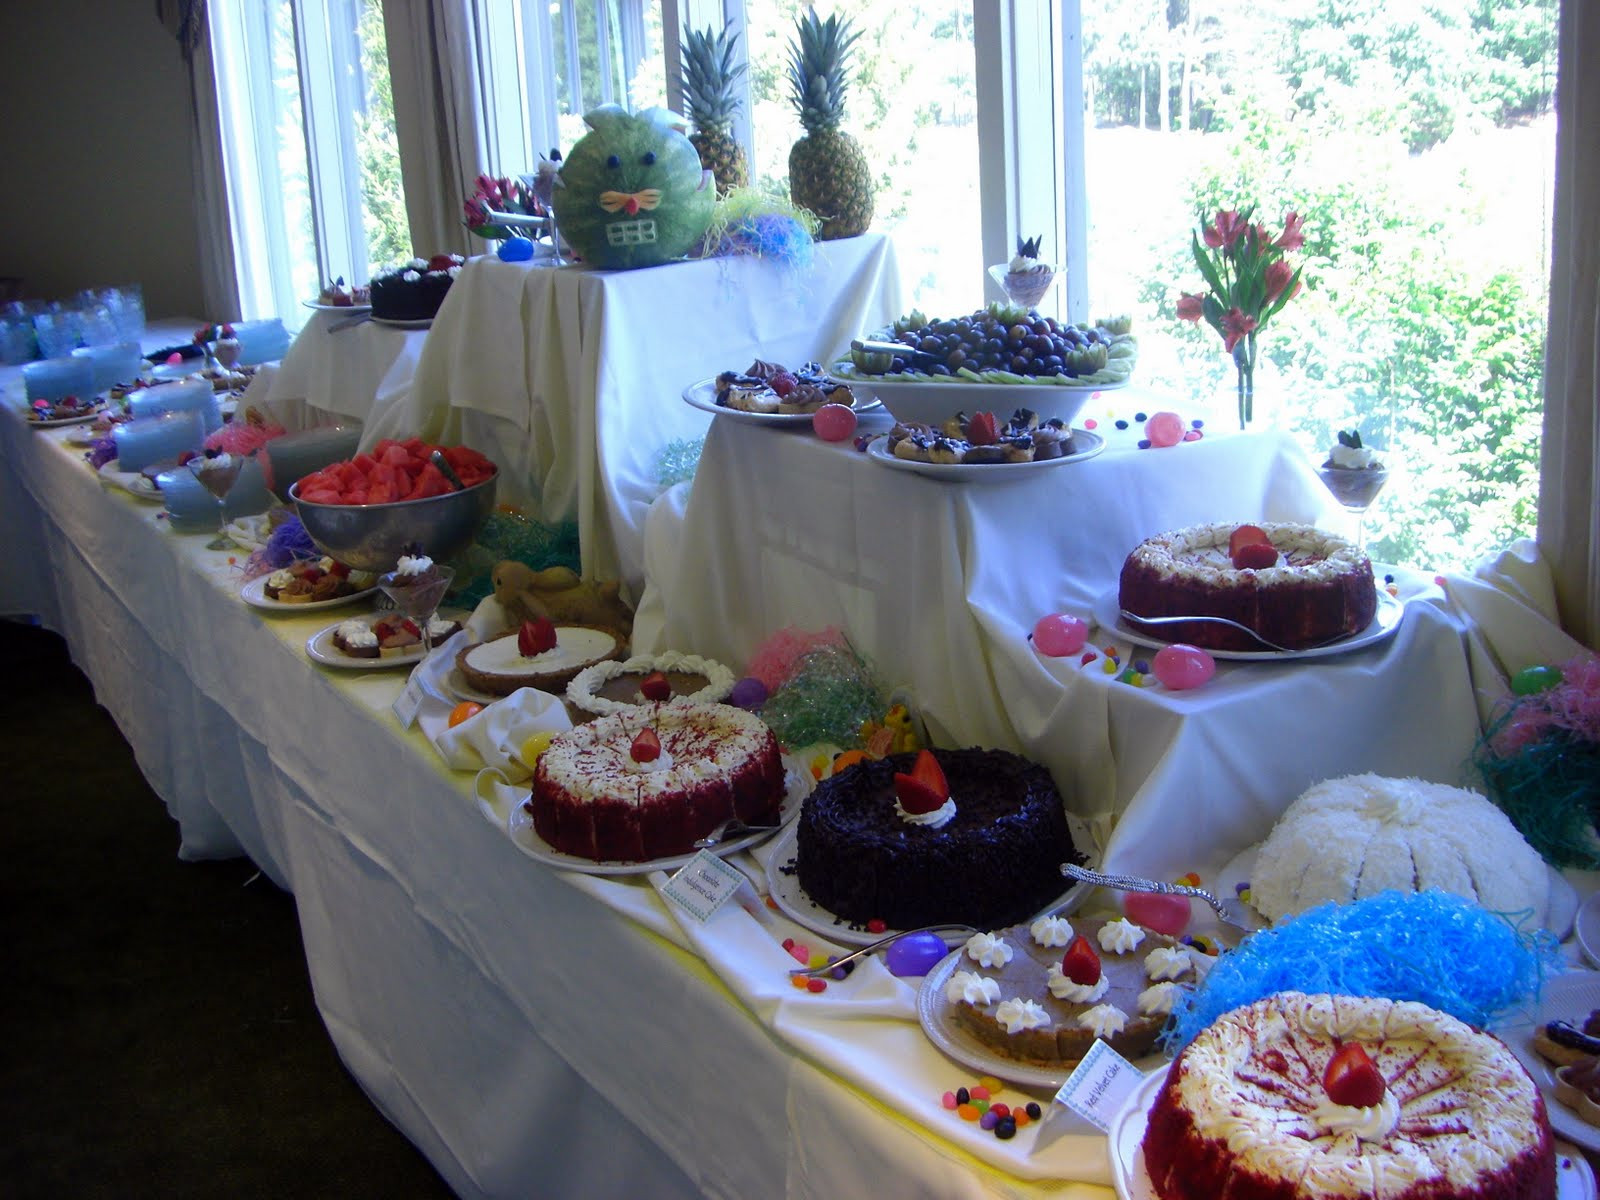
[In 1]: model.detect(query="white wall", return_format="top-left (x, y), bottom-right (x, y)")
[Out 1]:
top-left (0, 0), bottom-right (206, 322)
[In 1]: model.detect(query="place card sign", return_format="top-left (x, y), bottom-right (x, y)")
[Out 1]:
top-left (1054, 1039), bottom-right (1143, 1132)
top-left (662, 850), bottom-right (746, 924)
top-left (391, 669), bottom-right (428, 728)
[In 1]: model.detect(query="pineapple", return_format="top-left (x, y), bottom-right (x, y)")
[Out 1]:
top-left (786, 10), bottom-right (874, 241)
top-left (680, 27), bottom-right (749, 198)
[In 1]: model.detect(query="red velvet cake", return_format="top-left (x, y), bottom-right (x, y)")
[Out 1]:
top-left (1119, 521), bottom-right (1377, 652)
top-left (525, 699), bottom-right (784, 862)
top-left (1142, 991), bottom-right (1555, 1200)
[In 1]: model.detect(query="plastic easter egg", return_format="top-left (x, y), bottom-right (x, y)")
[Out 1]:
top-left (1152, 644), bottom-right (1216, 690)
top-left (1511, 664), bottom-right (1562, 696)
top-left (448, 701), bottom-right (483, 728)
top-left (885, 930), bottom-right (949, 977)
top-left (813, 403), bottom-right (857, 442)
top-left (1032, 613), bottom-right (1089, 657)
top-left (1123, 891), bottom-right (1192, 937)
top-left (518, 730), bottom-right (556, 766)
top-left (497, 236), bottom-right (535, 262)
top-left (1144, 411), bottom-right (1186, 448)
top-left (729, 676), bottom-right (767, 710)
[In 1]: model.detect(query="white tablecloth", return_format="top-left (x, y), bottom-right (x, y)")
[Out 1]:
top-left (359, 235), bottom-right (902, 597)
top-left (0, 382), bottom-right (1119, 1199)
top-left (260, 309), bottom-right (428, 430)
top-left (634, 394), bottom-right (1484, 884)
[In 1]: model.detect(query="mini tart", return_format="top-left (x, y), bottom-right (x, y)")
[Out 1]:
top-left (566, 652), bottom-right (735, 716)
top-left (1555, 1062), bottom-right (1600, 1128)
top-left (457, 624), bottom-right (624, 697)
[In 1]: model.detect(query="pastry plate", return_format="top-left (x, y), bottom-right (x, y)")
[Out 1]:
top-left (239, 573), bottom-right (376, 613)
top-left (1107, 1069), bottom-right (1595, 1199)
top-left (765, 820), bottom-right (1087, 948)
top-left (304, 610), bottom-right (465, 670)
top-left (1216, 843), bottom-right (1578, 940)
top-left (96, 459), bottom-right (164, 501)
top-left (1092, 588), bottom-right (1404, 662)
top-left (369, 316), bottom-right (433, 330)
top-left (1578, 892), bottom-right (1600, 969)
top-left (1503, 971), bottom-right (1600, 1157)
top-left (25, 406), bottom-right (105, 428)
top-left (864, 428), bottom-right (1104, 481)
top-left (302, 300), bottom-right (371, 313)
top-left (476, 769), bottom-right (805, 878)
top-left (445, 666), bottom-right (502, 706)
top-left (917, 948), bottom-right (1081, 1090)
top-left (680, 377), bottom-right (881, 427)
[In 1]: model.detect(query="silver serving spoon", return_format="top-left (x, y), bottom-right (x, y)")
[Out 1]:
top-left (1060, 863), bottom-right (1254, 930)
top-left (788, 924), bottom-right (979, 977)
top-left (692, 817), bottom-right (781, 849)
top-left (1119, 609), bottom-right (1317, 654)
top-left (429, 450), bottom-right (466, 491)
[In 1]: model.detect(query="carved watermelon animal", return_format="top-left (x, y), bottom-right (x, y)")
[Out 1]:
top-left (551, 105), bottom-right (716, 270)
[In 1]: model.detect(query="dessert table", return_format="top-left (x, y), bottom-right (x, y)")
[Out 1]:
top-left (633, 392), bottom-right (1484, 885)
top-left (256, 308), bottom-right (429, 430)
top-left (358, 234), bottom-right (901, 598)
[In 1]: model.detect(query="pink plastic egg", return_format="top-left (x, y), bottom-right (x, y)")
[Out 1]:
top-left (1032, 613), bottom-right (1089, 657)
top-left (1152, 644), bottom-right (1216, 690)
top-left (813, 403), bottom-right (858, 442)
top-left (1123, 891), bottom-right (1193, 937)
top-left (1145, 411), bottom-right (1186, 448)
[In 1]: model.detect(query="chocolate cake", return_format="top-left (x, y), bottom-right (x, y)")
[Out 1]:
top-left (794, 748), bottom-right (1078, 930)
top-left (369, 255), bottom-right (464, 322)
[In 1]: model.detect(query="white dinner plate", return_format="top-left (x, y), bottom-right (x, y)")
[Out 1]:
top-left (305, 611), bottom-right (464, 670)
top-left (1504, 971), bottom-right (1600, 1157)
top-left (1216, 843), bottom-right (1579, 940)
top-left (302, 300), bottom-right (371, 313)
top-left (445, 666), bottom-right (501, 706)
top-left (475, 768), bottom-right (804, 878)
top-left (764, 821), bottom-right (1088, 947)
top-left (1106, 1068), bottom-right (1596, 1199)
top-left (239, 573), bottom-right (376, 614)
top-left (1093, 587), bottom-right (1405, 662)
top-left (680, 377), bottom-right (881, 427)
top-left (864, 428), bottom-right (1105, 481)
top-left (369, 316), bottom-right (433, 330)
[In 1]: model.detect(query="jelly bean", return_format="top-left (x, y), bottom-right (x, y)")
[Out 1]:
top-left (1012, 1111), bottom-right (1030, 1128)
top-left (790, 975), bottom-right (809, 990)
top-left (995, 1117), bottom-right (1017, 1140)
top-left (1135, 411), bottom-right (1148, 422)
top-left (808, 952), bottom-right (829, 968)
top-left (806, 977), bottom-right (827, 993)
top-left (1025, 1102), bottom-right (1042, 1120)
top-left (1032, 613), bottom-right (1089, 657)
top-left (1083, 418), bottom-right (1097, 430)
top-left (1191, 418), bottom-right (1204, 429)
top-left (970, 1085), bottom-right (991, 1101)
top-left (957, 1104), bottom-right (979, 1121)
top-left (1080, 650), bottom-right (1097, 665)
top-left (991, 1103), bottom-right (1010, 1118)
top-left (813, 402), bottom-right (857, 442)
top-left (1145, 411), bottom-right (1186, 448)
top-left (885, 931), bottom-right (948, 977)
top-left (942, 1091), bottom-right (958, 1110)
top-left (1137, 439), bottom-right (1152, 450)
top-left (867, 918), bottom-right (887, 934)
top-left (782, 938), bottom-right (795, 951)
top-left (789, 943), bottom-right (810, 963)
top-left (1177, 872), bottom-right (1201, 887)
top-left (1182, 429), bottom-right (1202, 442)
top-left (979, 1076), bottom-right (1003, 1093)
top-left (765, 895), bottom-right (779, 910)
top-left (1133, 660), bottom-right (1151, 674)
top-left (956, 1087), bottom-right (970, 1106)
top-left (1114, 419), bottom-right (1129, 430)
top-left (1152, 644), bottom-right (1216, 690)
top-left (1102, 659), bottom-right (1118, 674)
top-left (1512, 664), bottom-right (1563, 696)
top-left (1102, 645), bottom-right (1119, 656)
top-left (979, 1110), bottom-right (999, 1130)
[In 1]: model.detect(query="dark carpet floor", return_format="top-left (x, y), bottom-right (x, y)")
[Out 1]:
top-left (0, 618), bottom-right (455, 1199)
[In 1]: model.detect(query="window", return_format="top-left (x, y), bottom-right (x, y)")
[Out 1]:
top-left (521, 1), bottom-right (668, 161)
top-left (209, 0), bottom-right (409, 327)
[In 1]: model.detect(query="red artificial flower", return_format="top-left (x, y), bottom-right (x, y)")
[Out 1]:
top-left (1204, 209), bottom-right (1249, 250)
top-left (1264, 260), bottom-right (1296, 303)
top-left (1176, 293), bottom-right (1205, 321)
top-left (1222, 308), bottom-right (1258, 352)
top-left (1276, 212), bottom-right (1305, 251)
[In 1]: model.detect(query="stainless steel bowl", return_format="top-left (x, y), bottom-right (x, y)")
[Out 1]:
top-left (289, 469), bottom-right (498, 572)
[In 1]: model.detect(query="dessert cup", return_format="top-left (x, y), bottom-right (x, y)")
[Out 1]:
top-left (377, 564), bottom-right (455, 658)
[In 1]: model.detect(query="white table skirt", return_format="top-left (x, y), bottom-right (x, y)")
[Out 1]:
top-left (261, 309), bottom-right (428, 430)
top-left (0, 388), bottom-right (1117, 1198)
top-left (634, 397), bottom-right (1484, 885)
top-left (358, 235), bottom-right (902, 598)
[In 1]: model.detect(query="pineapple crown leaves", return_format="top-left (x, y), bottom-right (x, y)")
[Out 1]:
top-left (787, 10), bottom-right (862, 133)
top-left (1016, 234), bottom-right (1044, 259)
top-left (1337, 429), bottom-right (1364, 449)
top-left (680, 27), bottom-right (747, 131)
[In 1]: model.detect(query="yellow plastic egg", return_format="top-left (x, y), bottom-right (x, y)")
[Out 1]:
top-left (519, 730), bottom-right (556, 767)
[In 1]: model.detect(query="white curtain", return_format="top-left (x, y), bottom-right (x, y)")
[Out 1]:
top-left (383, 1), bottom-right (487, 260)
top-left (1539, 0), bottom-right (1600, 650)
top-left (188, 23), bottom-right (242, 321)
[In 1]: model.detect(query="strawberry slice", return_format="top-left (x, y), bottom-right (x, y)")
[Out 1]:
top-left (327, 561), bottom-right (351, 579)
top-left (1324, 1042), bottom-right (1385, 1108)
top-left (427, 254), bottom-right (456, 272)
top-left (909, 749), bottom-right (948, 795)
top-left (1228, 524), bottom-right (1272, 556)
top-left (517, 618), bottom-right (557, 657)
top-left (630, 726), bottom-right (662, 763)
top-left (400, 618), bottom-right (421, 639)
top-left (640, 671), bottom-right (672, 702)
top-left (967, 411), bottom-right (1000, 446)
top-left (1062, 934), bottom-right (1101, 986)
top-left (1231, 541), bottom-right (1280, 570)
top-left (893, 775), bottom-right (946, 814)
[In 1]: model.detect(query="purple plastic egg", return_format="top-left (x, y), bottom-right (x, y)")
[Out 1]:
top-left (884, 930), bottom-right (949, 977)
top-left (1152, 644), bottom-right (1216, 690)
top-left (728, 676), bottom-right (768, 709)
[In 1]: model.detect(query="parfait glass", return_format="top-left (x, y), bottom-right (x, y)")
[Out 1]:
top-left (1316, 462), bottom-right (1390, 550)
top-left (187, 448), bottom-right (248, 550)
top-left (377, 563), bottom-right (455, 658)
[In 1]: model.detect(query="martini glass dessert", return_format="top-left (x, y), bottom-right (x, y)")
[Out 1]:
top-left (1317, 430), bottom-right (1389, 549)
top-left (377, 549), bottom-right (455, 659)
top-left (187, 447), bottom-right (247, 550)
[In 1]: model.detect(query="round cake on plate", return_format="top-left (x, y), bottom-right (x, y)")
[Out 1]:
top-left (1141, 991), bottom-right (1555, 1200)
top-left (457, 625), bottom-right (624, 696)
top-left (566, 651), bottom-right (735, 716)
top-left (526, 699), bottom-right (785, 862)
top-left (1118, 521), bottom-right (1377, 652)
top-left (369, 255), bottom-right (464, 322)
top-left (941, 916), bottom-right (1195, 1067)
top-left (794, 748), bottom-right (1077, 931)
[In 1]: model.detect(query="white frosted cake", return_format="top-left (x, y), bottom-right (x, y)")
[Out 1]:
top-left (1250, 774), bottom-right (1552, 924)
top-left (456, 625), bottom-right (623, 696)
